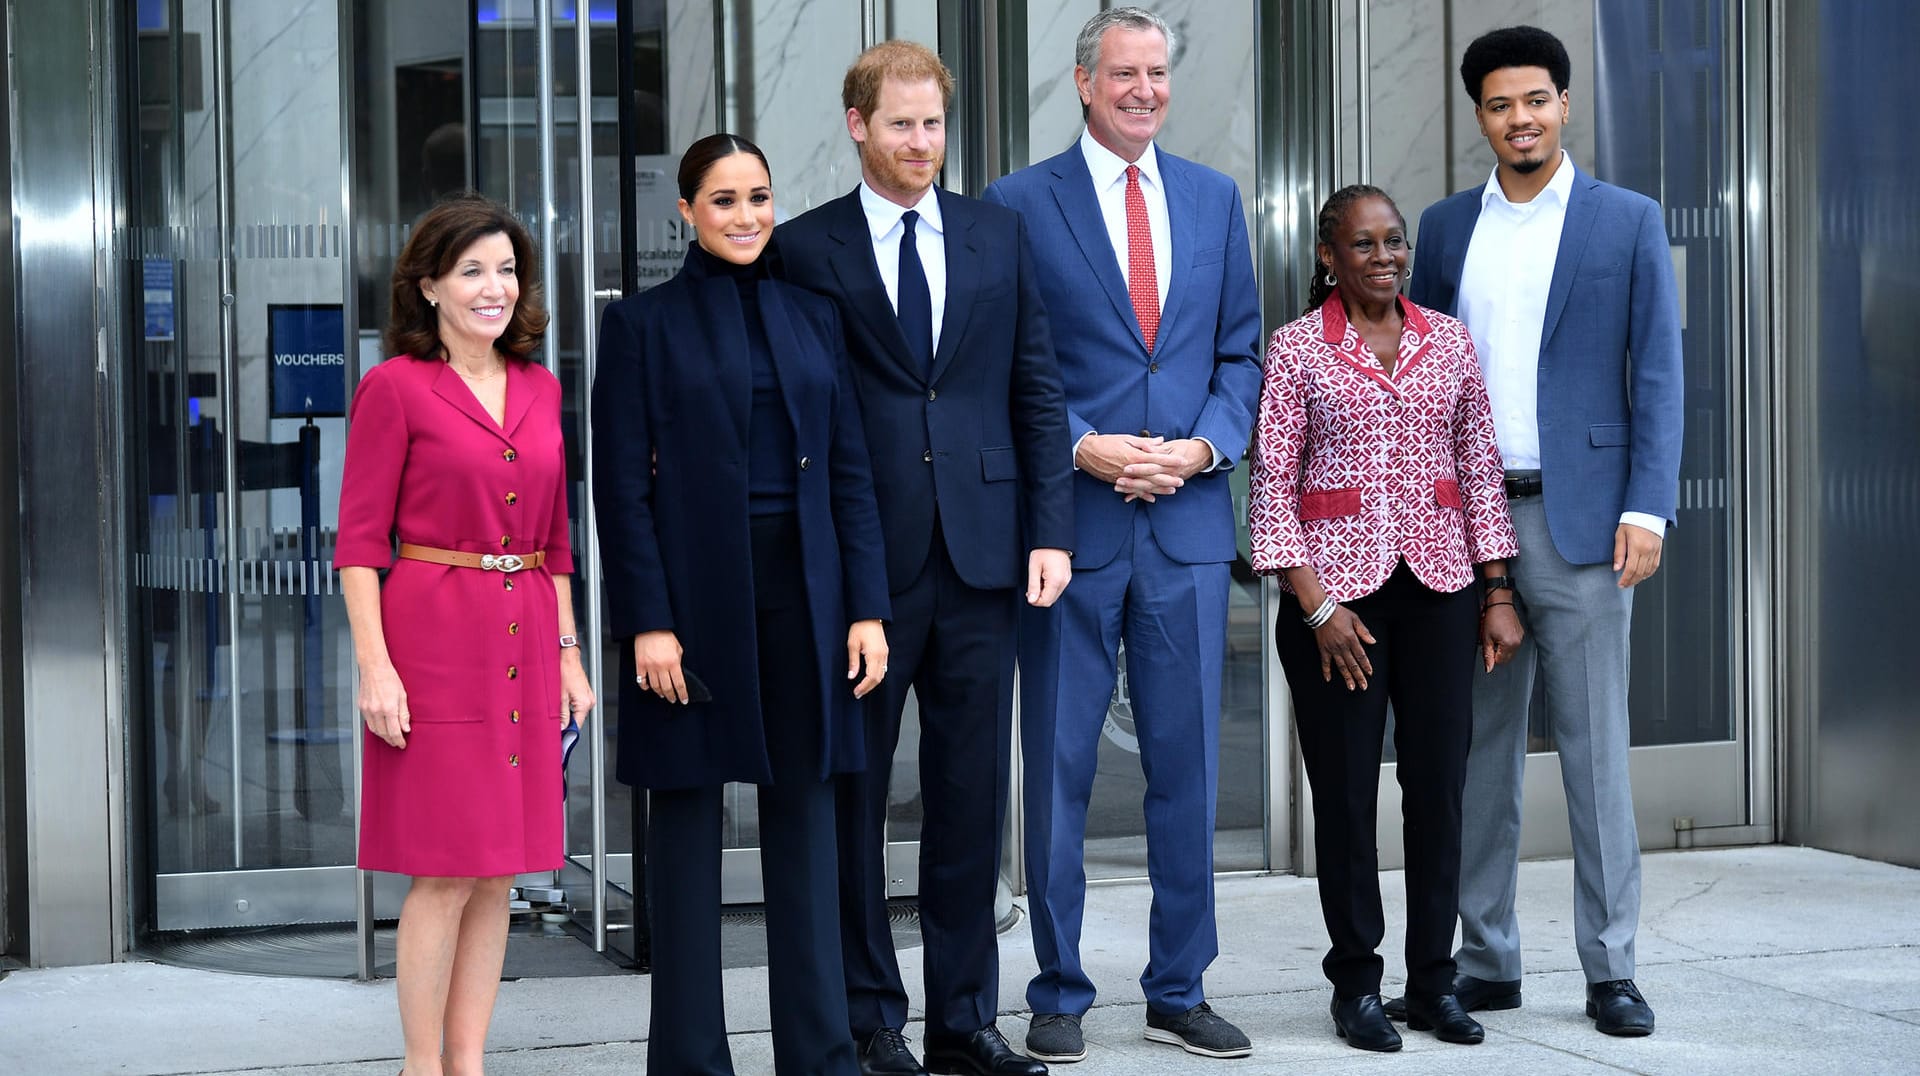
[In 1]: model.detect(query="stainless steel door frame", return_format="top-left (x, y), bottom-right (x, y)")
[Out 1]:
top-left (10, 0), bottom-right (128, 967)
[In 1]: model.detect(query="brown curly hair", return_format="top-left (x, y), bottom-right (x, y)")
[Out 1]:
top-left (386, 192), bottom-right (549, 362)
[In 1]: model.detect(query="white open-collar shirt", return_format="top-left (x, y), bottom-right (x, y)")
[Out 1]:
top-left (1456, 150), bottom-right (1662, 537)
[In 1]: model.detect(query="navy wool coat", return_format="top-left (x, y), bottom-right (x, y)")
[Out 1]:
top-left (592, 248), bottom-right (891, 790)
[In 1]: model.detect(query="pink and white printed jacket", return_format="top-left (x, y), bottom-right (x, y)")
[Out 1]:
top-left (1248, 294), bottom-right (1517, 602)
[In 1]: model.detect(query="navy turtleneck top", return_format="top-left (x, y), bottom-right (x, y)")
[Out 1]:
top-left (688, 243), bottom-right (797, 516)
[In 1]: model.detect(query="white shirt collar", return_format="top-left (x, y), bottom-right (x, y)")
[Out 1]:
top-left (1480, 149), bottom-right (1575, 211)
top-left (858, 181), bottom-right (943, 241)
top-left (1079, 128), bottom-right (1162, 193)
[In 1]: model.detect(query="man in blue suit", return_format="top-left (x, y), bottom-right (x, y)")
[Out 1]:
top-left (1391, 25), bottom-right (1684, 1039)
top-left (777, 40), bottom-right (1073, 1076)
top-left (983, 8), bottom-right (1261, 1063)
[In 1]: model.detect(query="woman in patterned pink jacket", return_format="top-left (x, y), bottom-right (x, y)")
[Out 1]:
top-left (1248, 185), bottom-right (1522, 1053)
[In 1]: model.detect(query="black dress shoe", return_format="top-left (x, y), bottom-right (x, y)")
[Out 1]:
top-left (1404, 993), bottom-right (1485, 1044)
top-left (860, 1027), bottom-right (928, 1076)
top-left (1587, 979), bottom-right (1655, 1037)
top-left (1385, 973), bottom-right (1521, 1021)
top-left (1330, 994), bottom-right (1402, 1052)
top-left (924, 1024), bottom-right (1048, 1076)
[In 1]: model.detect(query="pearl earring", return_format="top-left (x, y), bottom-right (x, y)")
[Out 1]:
top-left (428, 298), bottom-right (438, 308)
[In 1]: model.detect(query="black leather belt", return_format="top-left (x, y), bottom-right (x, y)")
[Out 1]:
top-left (1503, 472), bottom-right (1544, 499)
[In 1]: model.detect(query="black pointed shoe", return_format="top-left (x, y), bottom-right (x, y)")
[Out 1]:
top-left (1404, 993), bottom-right (1485, 1044)
top-left (1384, 973), bottom-right (1522, 1021)
top-left (860, 1027), bottom-right (929, 1076)
top-left (1587, 979), bottom-right (1655, 1037)
top-left (924, 1024), bottom-right (1048, 1075)
top-left (1330, 994), bottom-right (1402, 1052)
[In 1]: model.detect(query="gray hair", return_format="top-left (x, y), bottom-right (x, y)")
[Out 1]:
top-left (1074, 7), bottom-right (1177, 74)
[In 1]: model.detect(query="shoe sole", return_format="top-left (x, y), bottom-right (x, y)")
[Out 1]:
top-left (1586, 1001), bottom-right (1654, 1037)
top-left (1144, 1028), bottom-right (1253, 1059)
top-left (1023, 1047), bottom-right (1087, 1063)
top-left (1334, 1025), bottom-right (1403, 1052)
top-left (1406, 1018), bottom-right (1485, 1045)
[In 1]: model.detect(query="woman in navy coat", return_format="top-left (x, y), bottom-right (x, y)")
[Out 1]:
top-left (591, 133), bottom-right (890, 1075)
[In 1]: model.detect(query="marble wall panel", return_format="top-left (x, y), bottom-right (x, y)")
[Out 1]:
top-left (1026, 0), bottom-right (1101, 162)
top-left (1152, 0), bottom-right (1258, 214)
top-left (667, 0), bottom-right (716, 149)
top-left (739, 0), bottom-right (865, 218)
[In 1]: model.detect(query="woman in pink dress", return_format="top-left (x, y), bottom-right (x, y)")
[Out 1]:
top-left (336, 192), bottom-right (594, 1076)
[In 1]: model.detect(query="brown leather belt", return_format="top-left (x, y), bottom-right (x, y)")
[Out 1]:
top-left (398, 542), bottom-right (546, 573)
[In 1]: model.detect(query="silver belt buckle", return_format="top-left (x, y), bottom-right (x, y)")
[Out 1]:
top-left (480, 553), bottom-right (526, 573)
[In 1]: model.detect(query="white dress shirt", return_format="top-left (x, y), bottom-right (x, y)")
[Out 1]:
top-left (1079, 128), bottom-right (1170, 308)
top-left (1456, 151), bottom-right (1663, 537)
top-left (858, 181), bottom-right (946, 355)
top-left (1075, 129), bottom-right (1222, 470)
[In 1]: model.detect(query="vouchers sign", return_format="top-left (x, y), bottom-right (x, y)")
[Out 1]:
top-left (268, 304), bottom-right (347, 418)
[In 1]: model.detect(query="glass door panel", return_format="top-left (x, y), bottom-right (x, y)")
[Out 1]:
top-left (1014, 0), bottom-right (1270, 885)
top-left (1342, 0), bottom-right (1747, 866)
top-left (128, 0), bottom-right (371, 965)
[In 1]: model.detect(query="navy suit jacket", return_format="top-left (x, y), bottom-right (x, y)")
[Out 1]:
top-left (775, 187), bottom-right (1074, 593)
top-left (1409, 164), bottom-right (1684, 566)
top-left (984, 144), bottom-right (1262, 570)
top-left (591, 249), bottom-right (890, 789)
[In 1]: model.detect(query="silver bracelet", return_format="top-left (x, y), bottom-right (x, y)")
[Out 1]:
top-left (1302, 596), bottom-right (1338, 629)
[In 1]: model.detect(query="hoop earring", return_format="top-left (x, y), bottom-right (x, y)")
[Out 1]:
top-left (1323, 271), bottom-right (1336, 286)
top-left (1403, 265), bottom-right (1413, 280)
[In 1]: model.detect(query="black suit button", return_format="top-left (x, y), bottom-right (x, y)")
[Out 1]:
top-left (923, 450), bottom-right (933, 463)
top-left (1139, 429), bottom-right (1152, 438)
top-left (1150, 363), bottom-right (1160, 373)
top-left (799, 456), bottom-right (812, 470)
top-left (927, 390), bottom-right (938, 402)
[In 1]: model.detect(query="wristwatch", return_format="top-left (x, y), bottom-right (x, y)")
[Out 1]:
top-left (558, 634), bottom-right (579, 649)
top-left (1480, 576), bottom-right (1515, 598)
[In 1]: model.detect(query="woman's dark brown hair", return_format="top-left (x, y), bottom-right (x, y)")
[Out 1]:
top-left (386, 192), bottom-right (549, 362)
top-left (677, 133), bottom-right (772, 202)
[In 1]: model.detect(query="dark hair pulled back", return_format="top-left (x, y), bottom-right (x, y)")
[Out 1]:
top-left (677, 133), bottom-right (772, 202)
top-left (1304, 184), bottom-right (1402, 315)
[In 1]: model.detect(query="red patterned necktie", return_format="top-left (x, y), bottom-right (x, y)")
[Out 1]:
top-left (1124, 164), bottom-right (1160, 353)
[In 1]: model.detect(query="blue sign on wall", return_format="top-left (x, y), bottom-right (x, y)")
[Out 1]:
top-left (268, 304), bottom-right (347, 418)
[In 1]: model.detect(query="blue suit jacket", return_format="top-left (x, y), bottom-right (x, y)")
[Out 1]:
top-left (1408, 165), bottom-right (1684, 566)
top-left (774, 187), bottom-right (1074, 593)
top-left (984, 144), bottom-right (1262, 570)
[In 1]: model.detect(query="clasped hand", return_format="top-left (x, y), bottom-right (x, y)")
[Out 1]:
top-left (1076, 434), bottom-right (1213, 502)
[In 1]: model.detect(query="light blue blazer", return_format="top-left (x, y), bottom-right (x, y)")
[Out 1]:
top-left (1408, 164), bottom-right (1685, 566)
top-left (983, 143), bottom-right (1262, 570)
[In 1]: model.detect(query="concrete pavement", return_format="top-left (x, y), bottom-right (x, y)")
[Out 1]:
top-left (3, 845), bottom-right (1917, 1074)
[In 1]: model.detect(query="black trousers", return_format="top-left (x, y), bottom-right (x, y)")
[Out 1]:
top-left (837, 527), bottom-right (1018, 1041)
top-left (1274, 560), bottom-right (1478, 999)
top-left (647, 513), bottom-right (859, 1075)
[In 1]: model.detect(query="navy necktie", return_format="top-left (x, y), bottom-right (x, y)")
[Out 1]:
top-left (896, 209), bottom-right (934, 378)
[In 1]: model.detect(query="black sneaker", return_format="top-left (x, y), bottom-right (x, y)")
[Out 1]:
top-left (1143, 1002), bottom-right (1252, 1059)
top-left (1024, 1013), bottom-right (1086, 1063)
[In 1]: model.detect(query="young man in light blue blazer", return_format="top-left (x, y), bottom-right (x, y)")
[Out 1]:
top-left (1395, 24), bottom-right (1684, 1039)
top-left (984, 6), bottom-right (1261, 1064)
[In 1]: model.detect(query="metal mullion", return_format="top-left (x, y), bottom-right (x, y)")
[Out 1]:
top-left (538, 0), bottom-right (558, 376)
top-left (338, 0), bottom-right (376, 982)
top-left (575, 0), bottom-right (607, 953)
top-left (209, 0), bottom-right (245, 866)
